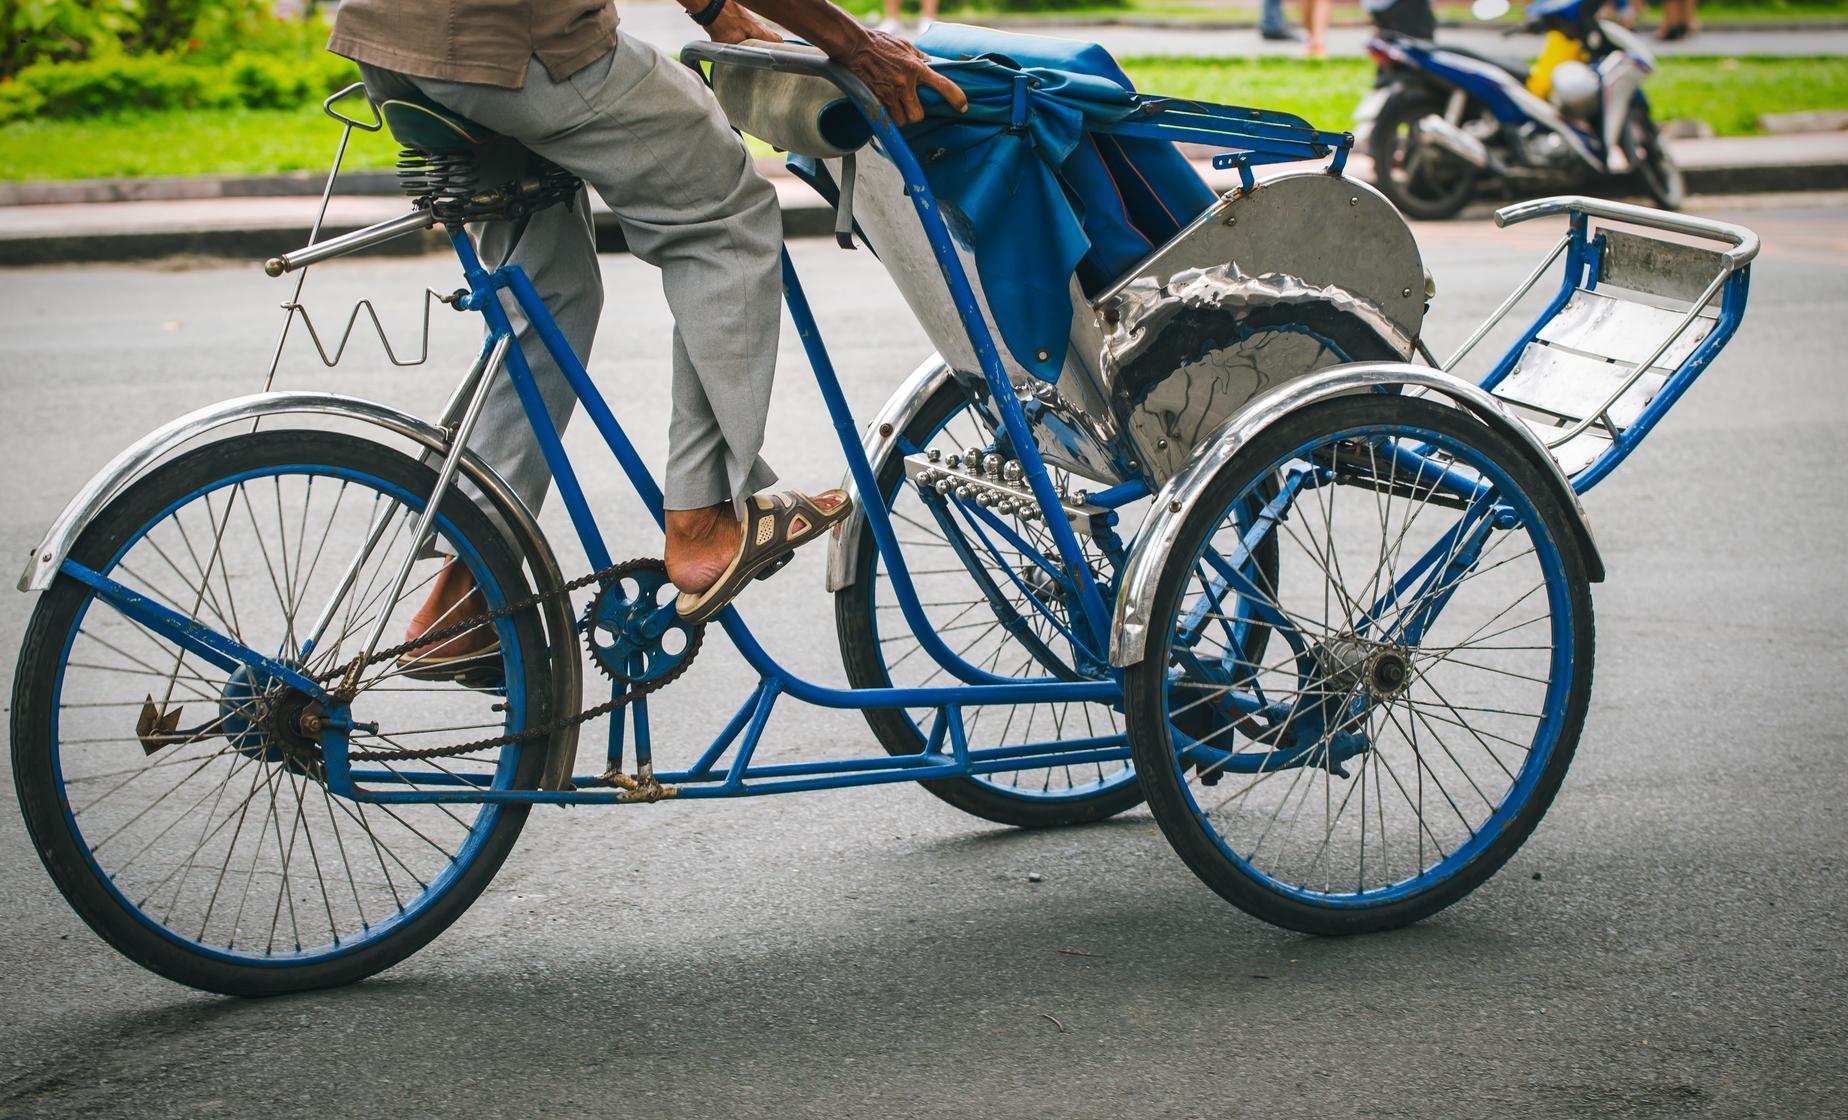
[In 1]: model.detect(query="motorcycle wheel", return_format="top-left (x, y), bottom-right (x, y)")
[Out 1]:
top-left (1369, 91), bottom-right (1479, 221)
top-left (1623, 100), bottom-right (1685, 211)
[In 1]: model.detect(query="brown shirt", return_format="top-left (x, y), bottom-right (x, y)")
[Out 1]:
top-left (328, 1), bottom-right (620, 89)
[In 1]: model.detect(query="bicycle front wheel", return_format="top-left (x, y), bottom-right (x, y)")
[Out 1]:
top-left (12, 430), bottom-right (549, 995)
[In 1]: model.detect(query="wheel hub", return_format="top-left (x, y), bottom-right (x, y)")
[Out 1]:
top-left (1317, 636), bottom-right (1416, 703)
top-left (218, 665), bottom-right (323, 772)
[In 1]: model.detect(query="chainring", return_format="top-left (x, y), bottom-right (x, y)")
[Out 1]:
top-left (581, 558), bottom-right (704, 686)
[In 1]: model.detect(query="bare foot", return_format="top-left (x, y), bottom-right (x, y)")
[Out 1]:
top-left (665, 503), bottom-right (742, 594)
top-left (402, 558), bottom-right (494, 659)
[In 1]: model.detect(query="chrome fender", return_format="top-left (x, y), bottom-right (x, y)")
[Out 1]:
top-left (825, 354), bottom-right (956, 592)
top-left (1108, 362), bottom-right (1605, 668)
top-left (18, 390), bottom-right (584, 792)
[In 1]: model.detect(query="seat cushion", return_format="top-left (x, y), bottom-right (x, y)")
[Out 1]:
top-left (378, 92), bottom-right (498, 150)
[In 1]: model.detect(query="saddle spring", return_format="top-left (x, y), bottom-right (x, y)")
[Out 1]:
top-left (395, 146), bottom-right (582, 227)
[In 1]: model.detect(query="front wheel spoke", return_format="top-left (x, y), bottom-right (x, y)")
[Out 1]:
top-left (1396, 701), bottom-right (1501, 811)
top-left (1382, 706), bottom-right (1478, 835)
top-left (1364, 734), bottom-right (1453, 862)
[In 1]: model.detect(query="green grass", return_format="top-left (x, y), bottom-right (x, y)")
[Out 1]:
top-left (2, 56), bottom-right (1845, 181)
top-left (1116, 54), bottom-right (1848, 134)
top-left (0, 103), bottom-right (406, 180)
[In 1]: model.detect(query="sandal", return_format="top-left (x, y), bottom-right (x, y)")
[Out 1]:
top-left (397, 640), bottom-right (503, 688)
top-left (675, 489), bottom-right (854, 624)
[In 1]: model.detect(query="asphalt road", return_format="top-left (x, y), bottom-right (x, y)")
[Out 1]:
top-left (0, 197), bottom-right (1843, 1119)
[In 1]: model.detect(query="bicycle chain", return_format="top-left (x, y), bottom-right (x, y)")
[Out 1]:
top-left (320, 557), bottom-right (704, 763)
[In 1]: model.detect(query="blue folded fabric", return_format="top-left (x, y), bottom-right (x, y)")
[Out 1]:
top-left (904, 24), bottom-right (1217, 383)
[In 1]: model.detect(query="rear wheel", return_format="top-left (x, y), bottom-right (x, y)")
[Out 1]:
top-left (834, 378), bottom-right (1146, 827)
top-left (1623, 98), bottom-right (1684, 211)
top-left (1370, 90), bottom-right (1480, 221)
top-left (1125, 396), bottom-right (1594, 933)
top-left (12, 431), bottom-right (548, 995)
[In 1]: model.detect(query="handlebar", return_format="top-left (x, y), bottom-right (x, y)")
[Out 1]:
top-left (1493, 195), bottom-right (1760, 268)
top-left (679, 40), bottom-right (885, 121)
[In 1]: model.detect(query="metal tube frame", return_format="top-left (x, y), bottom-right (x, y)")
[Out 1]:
top-left (1455, 196), bottom-right (1756, 495)
top-left (48, 65), bottom-right (1752, 807)
top-left (315, 83), bottom-right (1145, 805)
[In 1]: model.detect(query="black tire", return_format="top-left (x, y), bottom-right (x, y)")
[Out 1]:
top-left (1125, 396), bottom-right (1595, 934)
top-left (834, 378), bottom-right (1146, 828)
top-left (12, 431), bottom-right (549, 995)
top-left (1370, 90), bottom-right (1480, 221)
top-left (1622, 98), bottom-right (1684, 211)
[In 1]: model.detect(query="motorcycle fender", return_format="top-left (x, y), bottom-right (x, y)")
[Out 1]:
top-left (1108, 362), bottom-right (1605, 668)
top-left (1352, 86), bottom-right (1394, 150)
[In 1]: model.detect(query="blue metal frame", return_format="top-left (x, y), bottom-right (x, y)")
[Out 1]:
top-left (1473, 211), bottom-right (1752, 495)
top-left (57, 65), bottom-right (1735, 812)
top-left (318, 101), bottom-right (1139, 805)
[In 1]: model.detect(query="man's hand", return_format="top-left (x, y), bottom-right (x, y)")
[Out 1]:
top-left (709, 0), bottom-right (969, 127)
top-left (836, 30), bottom-right (968, 126)
top-left (701, 2), bottom-right (783, 45)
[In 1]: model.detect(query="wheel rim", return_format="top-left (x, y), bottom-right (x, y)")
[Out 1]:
top-left (45, 463), bottom-right (528, 964)
top-left (1157, 420), bottom-right (1576, 907)
top-left (1628, 110), bottom-right (1684, 209)
top-left (1385, 112), bottom-right (1475, 211)
top-left (862, 394), bottom-right (1137, 803)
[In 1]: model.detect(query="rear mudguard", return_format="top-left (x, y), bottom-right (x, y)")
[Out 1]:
top-left (1108, 361), bottom-right (1604, 668)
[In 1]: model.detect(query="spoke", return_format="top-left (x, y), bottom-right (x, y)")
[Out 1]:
top-left (1382, 705), bottom-right (1477, 835)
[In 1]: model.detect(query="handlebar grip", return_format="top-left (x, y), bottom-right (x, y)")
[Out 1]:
top-left (679, 39), bottom-right (885, 121)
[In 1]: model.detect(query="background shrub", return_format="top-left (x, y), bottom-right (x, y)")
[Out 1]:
top-left (0, 4), bottom-right (354, 123)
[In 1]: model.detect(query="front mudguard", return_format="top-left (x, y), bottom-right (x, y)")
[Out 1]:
top-left (1107, 362), bottom-right (1605, 668)
top-left (18, 390), bottom-right (584, 792)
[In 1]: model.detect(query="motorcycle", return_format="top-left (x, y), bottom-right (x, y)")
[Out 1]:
top-left (1357, 0), bottom-right (1684, 220)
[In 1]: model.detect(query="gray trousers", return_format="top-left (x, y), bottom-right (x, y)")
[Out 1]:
top-left (359, 33), bottom-right (782, 512)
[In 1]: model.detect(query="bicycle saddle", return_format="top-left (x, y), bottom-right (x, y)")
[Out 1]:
top-left (376, 91), bottom-right (580, 227)
top-left (378, 90), bottom-right (498, 151)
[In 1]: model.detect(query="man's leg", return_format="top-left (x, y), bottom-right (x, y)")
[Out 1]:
top-left (467, 187), bottom-right (605, 510)
top-left (399, 193), bottom-right (604, 658)
top-left (410, 39), bottom-right (790, 592)
top-left (1260, 0), bottom-right (1298, 39)
top-left (356, 62), bottom-right (605, 656)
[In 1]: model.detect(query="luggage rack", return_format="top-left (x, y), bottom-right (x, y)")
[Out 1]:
top-left (1441, 195), bottom-right (1758, 494)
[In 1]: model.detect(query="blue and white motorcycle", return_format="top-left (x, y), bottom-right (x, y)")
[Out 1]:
top-left (1359, 0), bottom-right (1684, 219)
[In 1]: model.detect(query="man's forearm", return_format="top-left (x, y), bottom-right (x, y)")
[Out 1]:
top-left (675, 0), bottom-right (868, 58)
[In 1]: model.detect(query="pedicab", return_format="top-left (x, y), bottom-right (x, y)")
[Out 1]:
top-left (8, 27), bottom-right (1757, 995)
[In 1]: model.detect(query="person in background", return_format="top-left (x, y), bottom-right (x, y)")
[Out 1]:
top-left (1364, 0), bottom-right (1436, 41)
top-left (877, 0), bottom-right (936, 35)
top-left (1260, 0), bottom-right (1303, 42)
top-left (1301, 0), bottom-right (1333, 57)
top-left (1657, 0), bottom-right (1697, 40)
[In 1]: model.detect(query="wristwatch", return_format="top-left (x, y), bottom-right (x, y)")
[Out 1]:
top-left (690, 0), bottom-right (728, 26)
